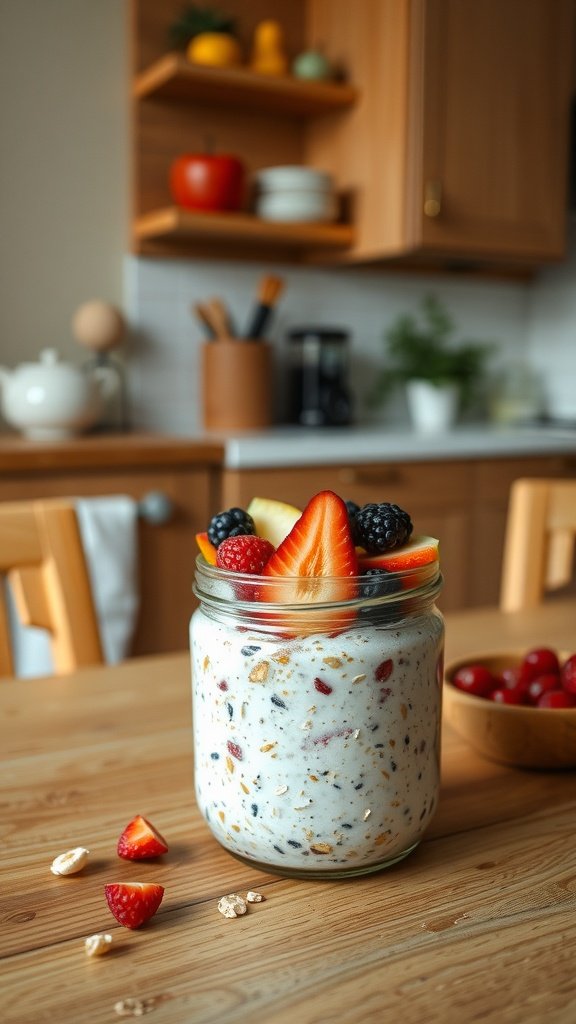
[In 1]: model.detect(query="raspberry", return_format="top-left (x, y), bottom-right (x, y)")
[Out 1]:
top-left (216, 535), bottom-right (275, 574)
top-left (208, 507), bottom-right (255, 548)
top-left (353, 502), bottom-right (413, 554)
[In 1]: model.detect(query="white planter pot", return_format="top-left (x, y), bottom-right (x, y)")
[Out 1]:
top-left (405, 380), bottom-right (459, 433)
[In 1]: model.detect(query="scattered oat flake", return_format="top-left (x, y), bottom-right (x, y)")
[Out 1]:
top-left (363, 809), bottom-right (371, 820)
top-left (114, 996), bottom-right (158, 1017)
top-left (218, 893), bottom-right (247, 918)
top-left (260, 742), bottom-right (276, 752)
top-left (353, 674), bottom-right (366, 684)
top-left (249, 661), bottom-right (270, 683)
top-left (84, 933), bottom-right (112, 957)
top-left (275, 784), bottom-right (288, 795)
top-left (50, 846), bottom-right (89, 876)
top-left (400, 703), bottom-right (408, 720)
top-left (353, 728), bottom-right (360, 739)
top-left (300, 719), bottom-right (313, 730)
top-left (246, 891), bottom-right (264, 903)
top-left (226, 756), bottom-right (235, 773)
top-left (323, 657), bottom-right (342, 668)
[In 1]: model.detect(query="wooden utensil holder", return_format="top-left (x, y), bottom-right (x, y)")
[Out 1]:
top-left (201, 340), bottom-right (273, 431)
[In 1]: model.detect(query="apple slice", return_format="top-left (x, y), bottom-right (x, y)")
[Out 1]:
top-left (358, 535), bottom-right (439, 573)
top-left (195, 531), bottom-right (217, 565)
top-left (246, 496), bottom-right (301, 549)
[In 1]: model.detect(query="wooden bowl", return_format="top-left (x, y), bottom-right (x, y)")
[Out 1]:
top-left (443, 651), bottom-right (576, 770)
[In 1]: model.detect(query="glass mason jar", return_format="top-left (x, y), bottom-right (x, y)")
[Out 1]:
top-left (191, 558), bottom-right (444, 879)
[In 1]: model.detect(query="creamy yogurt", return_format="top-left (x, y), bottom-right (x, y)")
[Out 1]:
top-left (191, 606), bottom-right (444, 877)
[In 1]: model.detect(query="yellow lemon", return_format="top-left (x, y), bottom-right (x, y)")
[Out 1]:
top-left (187, 32), bottom-right (242, 68)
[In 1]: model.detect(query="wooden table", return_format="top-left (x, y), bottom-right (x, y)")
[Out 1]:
top-left (2, 602), bottom-right (575, 1024)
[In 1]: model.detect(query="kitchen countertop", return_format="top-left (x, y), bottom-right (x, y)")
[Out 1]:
top-left (212, 424), bottom-right (576, 468)
top-left (0, 425), bottom-right (575, 472)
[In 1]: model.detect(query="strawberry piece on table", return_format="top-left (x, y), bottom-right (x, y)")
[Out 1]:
top-left (358, 535), bottom-right (439, 573)
top-left (195, 531), bottom-right (218, 566)
top-left (104, 882), bottom-right (165, 929)
top-left (261, 491), bottom-right (358, 626)
top-left (117, 814), bottom-right (169, 860)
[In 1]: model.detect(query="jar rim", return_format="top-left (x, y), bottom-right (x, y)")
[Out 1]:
top-left (193, 555), bottom-right (442, 621)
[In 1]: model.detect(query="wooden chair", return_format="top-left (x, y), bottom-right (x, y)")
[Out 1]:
top-left (500, 478), bottom-right (576, 612)
top-left (0, 499), bottom-right (104, 678)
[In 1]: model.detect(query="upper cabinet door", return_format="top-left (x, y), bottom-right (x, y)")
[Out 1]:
top-left (307, 0), bottom-right (575, 269)
top-left (409, 0), bottom-right (575, 261)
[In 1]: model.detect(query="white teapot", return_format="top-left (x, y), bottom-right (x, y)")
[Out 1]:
top-left (0, 348), bottom-right (103, 440)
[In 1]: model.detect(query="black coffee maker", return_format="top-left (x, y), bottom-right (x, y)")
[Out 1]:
top-left (286, 327), bottom-right (353, 427)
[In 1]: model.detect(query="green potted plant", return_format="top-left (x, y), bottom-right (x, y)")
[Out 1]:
top-left (369, 295), bottom-right (493, 431)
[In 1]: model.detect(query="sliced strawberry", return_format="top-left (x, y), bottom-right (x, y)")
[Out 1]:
top-left (117, 815), bottom-right (169, 860)
top-left (263, 490), bottom-right (357, 585)
top-left (260, 491), bottom-right (358, 633)
top-left (195, 531), bottom-right (217, 566)
top-left (358, 535), bottom-right (439, 573)
top-left (104, 882), bottom-right (165, 929)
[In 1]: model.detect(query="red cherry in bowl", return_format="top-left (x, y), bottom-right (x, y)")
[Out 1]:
top-left (453, 664), bottom-right (496, 698)
top-left (520, 647), bottom-right (560, 682)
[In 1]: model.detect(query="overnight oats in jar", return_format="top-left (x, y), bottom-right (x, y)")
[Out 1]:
top-left (190, 491), bottom-right (444, 879)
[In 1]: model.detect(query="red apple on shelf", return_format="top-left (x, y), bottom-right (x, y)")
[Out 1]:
top-left (169, 153), bottom-right (245, 212)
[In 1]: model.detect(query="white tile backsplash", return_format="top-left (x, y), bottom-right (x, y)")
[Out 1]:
top-left (124, 234), bottom-right (576, 434)
top-left (527, 216), bottom-right (576, 420)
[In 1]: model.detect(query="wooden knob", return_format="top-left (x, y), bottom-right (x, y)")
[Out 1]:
top-left (72, 301), bottom-right (125, 353)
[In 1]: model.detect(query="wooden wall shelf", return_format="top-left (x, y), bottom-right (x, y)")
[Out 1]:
top-left (133, 53), bottom-right (358, 117)
top-left (133, 206), bottom-right (355, 252)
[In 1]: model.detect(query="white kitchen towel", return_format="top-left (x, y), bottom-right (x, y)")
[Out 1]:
top-left (8, 495), bottom-right (139, 677)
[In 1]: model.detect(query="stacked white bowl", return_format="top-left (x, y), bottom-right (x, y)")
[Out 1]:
top-left (255, 166), bottom-right (337, 223)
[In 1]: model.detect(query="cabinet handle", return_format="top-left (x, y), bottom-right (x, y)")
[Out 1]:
top-left (424, 179), bottom-right (442, 218)
top-left (138, 491), bottom-right (174, 525)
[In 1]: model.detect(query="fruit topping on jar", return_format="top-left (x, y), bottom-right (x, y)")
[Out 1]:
top-left (195, 491), bottom-right (439, 624)
top-left (195, 531), bottom-right (218, 565)
top-left (216, 535), bottom-right (275, 574)
top-left (208, 507), bottom-right (256, 547)
top-left (358, 535), bottom-right (439, 573)
top-left (352, 502), bottom-right (413, 553)
top-left (246, 496), bottom-right (301, 548)
top-left (262, 490), bottom-right (358, 599)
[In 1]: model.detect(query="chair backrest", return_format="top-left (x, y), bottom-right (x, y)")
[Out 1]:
top-left (0, 499), bottom-right (104, 678)
top-left (500, 477), bottom-right (576, 612)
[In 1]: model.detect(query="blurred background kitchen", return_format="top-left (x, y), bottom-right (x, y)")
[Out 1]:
top-left (1, 0), bottom-right (576, 434)
top-left (1, 0), bottom-right (576, 661)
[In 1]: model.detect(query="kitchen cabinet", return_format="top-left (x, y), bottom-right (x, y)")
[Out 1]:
top-left (308, 0), bottom-right (576, 269)
top-left (130, 0), bottom-right (575, 270)
top-left (218, 453), bottom-right (576, 612)
top-left (0, 436), bottom-right (223, 658)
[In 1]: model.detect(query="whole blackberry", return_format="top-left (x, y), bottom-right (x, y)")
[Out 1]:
top-left (207, 507), bottom-right (256, 548)
top-left (344, 500), bottom-right (361, 545)
top-left (354, 502), bottom-right (413, 554)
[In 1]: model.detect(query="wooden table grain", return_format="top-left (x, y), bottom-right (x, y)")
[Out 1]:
top-left (2, 602), bottom-right (575, 1024)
